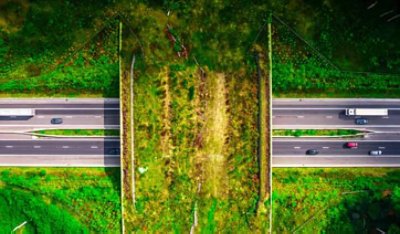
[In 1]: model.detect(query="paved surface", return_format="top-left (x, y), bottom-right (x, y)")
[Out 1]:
top-left (1, 98), bottom-right (400, 167)
top-left (0, 139), bottom-right (120, 166)
top-left (0, 99), bottom-right (121, 166)
top-left (0, 139), bottom-right (120, 155)
top-left (272, 99), bottom-right (400, 167)
top-left (0, 99), bottom-right (120, 137)
top-left (273, 98), bottom-right (400, 130)
top-left (273, 139), bottom-right (400, 167)
top-left (0, 155), bottom-right (120, 167)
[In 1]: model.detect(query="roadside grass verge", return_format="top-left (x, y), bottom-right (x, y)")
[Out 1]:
top-left (32, 129), bottom-right (120, 137)
top-left (273, 129), bottom-right (364, 137)
top-left (0, 2), bottom-right (119, 97)
top-left (0, 168), bottom-right (121, 233)
top-left (273, 168), bottom-right (400, 233)
top-left (272, 5), bottom-right (400, 98)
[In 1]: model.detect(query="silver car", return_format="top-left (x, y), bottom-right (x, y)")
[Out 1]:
top-left (369, 150), bottom-right (382, 156)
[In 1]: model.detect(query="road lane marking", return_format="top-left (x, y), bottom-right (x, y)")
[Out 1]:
top-left (297, 116), bottom-right (304, 118)
top-left (34, 108), bottom-right (120, 110)
top-left (294, 146), bottom-right (301, 149)
top-left (66, 116), bottom-right (72, 118)
top-left (62, 146), bottom-right (70, 149)
top-left (322, 146), bottom-right (330, 149)
top-left (91, 146), bottom-right (98, 149)
top-left (5, 145), bottom-right (13, 148)
top-left (325, 116), bottom-right (333, 118)
top-left (37, 116), bottom-right (45, 118)
top-left (272, 125), bottom-right (400, 128)
top-left (273, 107), bottom-right (400, 110)
top-left (273, 155), bottom-right (400, 158)
top-left (382, 116), bottom-right (389, 119)
top-left (33, 146), bottom-right (41, 148)
top-left (95, 116), bottom-right (102, 118)
top-left (378, 146), bottom-right (386, 149)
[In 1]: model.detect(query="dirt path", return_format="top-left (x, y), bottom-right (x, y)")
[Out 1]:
top-left (203, 73), bottom-right (228, 197)
top-left (160, 67), bottom-right (172, 158)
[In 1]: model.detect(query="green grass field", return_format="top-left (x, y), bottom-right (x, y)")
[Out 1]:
top-left (0, 1), bottom-right (119, 97)
top-left (273, 168), bottom-right (400, 233)
top-left (0, 168), bottom-right (121, 233)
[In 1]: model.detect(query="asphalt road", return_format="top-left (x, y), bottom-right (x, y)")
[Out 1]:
top-left (0, 155), bottom-right (120, 167)
top-left (1, 98), bottom-right (399, 168)
top-left (272, 99), bottom-right (400, 167)
top-left (273, 98), bottom-right (400, 129)
top-left (0, 99), bottom-right (120, 131)
top-left (272, 139), bottom-right (400, 167)
top-left (0, 139), bottom-right (120, 155)
top-left (0, 139), bottom-right (120, 167)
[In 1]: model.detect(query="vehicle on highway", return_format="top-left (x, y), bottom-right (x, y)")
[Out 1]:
top-left (108, 148), bottom-right (120, 155)
top-left (369, 150), bottom-right (382, 156)
top-left (50, 118), bottom-right (63, 124)
top-left (306, 149), bottom-right (319, 155)
top-left (355, 118), bottom-right (368, 125)
top-left (345, 108), bottom-right (388, 116)
top-left (0, 108), bottom-right (35, 117)
top-left (346, 142), bottom-right (358, 149)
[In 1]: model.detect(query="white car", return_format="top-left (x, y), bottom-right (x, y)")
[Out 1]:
top-left (369, 150), bottom-right (382, 156)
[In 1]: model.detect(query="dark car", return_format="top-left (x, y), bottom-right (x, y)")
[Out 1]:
top-left (108, 148), bottom-right (120, 155)
top-left (306, 149), bottom-right (319, 155)
top-left (355, 118), bottom-right (368, 125)
top-left (50, 118), bottom-right (63, 124)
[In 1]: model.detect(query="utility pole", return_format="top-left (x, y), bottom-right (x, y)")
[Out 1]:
top-left (267, 12), bottom-right (273, 234)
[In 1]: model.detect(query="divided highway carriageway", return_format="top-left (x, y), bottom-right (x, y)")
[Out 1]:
top-left (272, 99), bottom-right (400, 167)
top-left (0, 98), bottom-right (399, 167)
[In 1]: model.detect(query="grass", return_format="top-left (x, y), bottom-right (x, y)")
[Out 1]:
top-left (271, 0), bottom-right (400, 98)
top-left (32, 129), bottom-right (120, 136)
top-left (273, 168), bottom-right (400, 233)
top-left (0, 1), bottom-right (119, 97)
top-left (273, 129), bottom-right (363, 137)
top-left (123, 61), bottom-right (264, 232)
top-left (0, 168), bottom-right (121, 233)
top-left (119, 1), bottom-right (269, 231)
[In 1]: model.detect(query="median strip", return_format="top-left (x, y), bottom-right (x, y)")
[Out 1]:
top-left (273, 129), bottom-right (366, 138)
top-left (31, 129), bottom-right (120, 137)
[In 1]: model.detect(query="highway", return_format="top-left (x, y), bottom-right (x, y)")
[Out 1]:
top-left (0, 99), bottom-right (121, 166)
top-left (272, 98), bottom-right (400, 167)
top-left (273, 98), bottom-right (400, 130)
top-left (0, 139), bottom-right (120, 167)
top-left (0, 99), bottom-right (120, 135)
top-left (0, 98), bottom-right (399, 167)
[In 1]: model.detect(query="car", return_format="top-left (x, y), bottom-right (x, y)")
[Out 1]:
top-left (355, 118), bottom-right (368, 125)
top-left (346, 142), bottom-right (358, 149)
top-left (108, 148), bottom-right (120, 155)
top-left (50, 118), bottom-right (63, 124)
top-left (369, 150), bottom-right (382, 156)
top-left (306, 149), bottom-right (319, 155)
